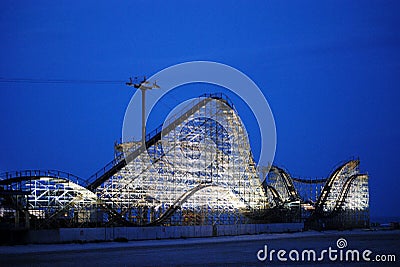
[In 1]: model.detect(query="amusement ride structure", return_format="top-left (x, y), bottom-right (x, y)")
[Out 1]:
top-left (0, 91), bottom-right (369, 230)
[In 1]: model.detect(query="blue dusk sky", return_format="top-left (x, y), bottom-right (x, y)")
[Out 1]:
top-left (0, 1), bottom-right (399, 218)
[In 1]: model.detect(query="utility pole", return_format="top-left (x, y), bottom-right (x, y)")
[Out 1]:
top-left (126, 76), bottom-right (160, 148)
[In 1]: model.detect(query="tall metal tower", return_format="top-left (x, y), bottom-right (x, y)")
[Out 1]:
top-left (126, 76), bottom-right (160, 147)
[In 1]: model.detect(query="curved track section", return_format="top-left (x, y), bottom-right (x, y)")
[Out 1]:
top-left (269, 166), bottom-right (300, 201)
top-left (0, 170), bottom-right (86, 186)
top-left (314, 159), bottom-right (359, 213)
top-left (0, 171), bottom-right (98, 228)
top-left (331, 174), bottom-right (359, 215)
top-left (265, 185), bottom-right (283, 207)
top-left (310, 173), bottom-right (369, 220)
top-left (148, 183), bottom-right (213, 225)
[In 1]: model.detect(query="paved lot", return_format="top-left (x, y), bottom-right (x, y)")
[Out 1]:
top-left (1, 230), bottom-right (399, 266)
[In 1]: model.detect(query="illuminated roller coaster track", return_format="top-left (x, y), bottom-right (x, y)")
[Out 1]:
top-left (264, 161), bottom-right (368, 222)
top-left (330, 174), bottom-right (366, 215)
top-left (265, 185), bottom-right (283, 207)
top-left (0, 159), bottom-right (367, 228)
top-left (0, 93), bottom-right (369, 228)
top-left (0, 93), bottom-right (266, 227)
top-left (269, 166), bottom-right (300, 201)
top-left (0, 170), bottom-right (85, 186)
top-left (0, 170), bottom-right (99, 227)
top-left (312, 173), bottom-right (368, 218)
top-left (86, 95), bottom-right (217, 191)
top-left (0, 173), bottom-right (133, 227)
top-left (263, 166), bottom-right (302, 210)
top-left (0, 168), bottom-right (215, 227)
top-left (90, 93), bottom-right (266, 226)
top-left (313, 159), bottom-right (359, 215)
top-left (147, 182), bottom-right (213, 226)
top-left (85, 95), bottom-right (221, 224)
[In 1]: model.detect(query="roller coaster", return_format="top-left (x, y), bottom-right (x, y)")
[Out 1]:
top-left (0, 93), bottom-right (369, 230)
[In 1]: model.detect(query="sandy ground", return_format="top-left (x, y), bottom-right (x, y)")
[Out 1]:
top-left (0, 229), bottom-right (399, 266)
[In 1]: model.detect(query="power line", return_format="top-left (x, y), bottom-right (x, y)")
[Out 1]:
top-left (0, 78), bottom-right (125, 85)
top-left (0, 76), bottom-right (183, 117)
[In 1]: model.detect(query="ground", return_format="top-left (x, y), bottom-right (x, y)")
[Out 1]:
top-left (1, 230), bottom-right (399, 266)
